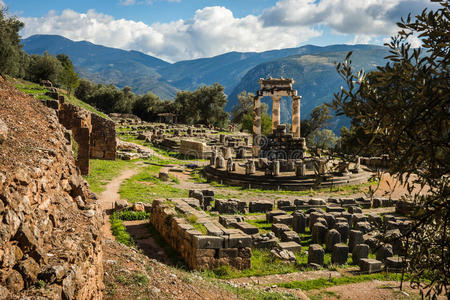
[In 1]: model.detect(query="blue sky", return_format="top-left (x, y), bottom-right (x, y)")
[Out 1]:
top-left (2, 0), bottom-right (435, 62)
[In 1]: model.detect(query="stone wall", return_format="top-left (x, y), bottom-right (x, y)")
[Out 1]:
top-left (179, 139), bottom-right (211, 159)
top-left (90, 114), bottom-right (116, 160)
top-left (150, 199), bottom-right (251, 270)
top-left (0, 78), bottom-right (103, 299)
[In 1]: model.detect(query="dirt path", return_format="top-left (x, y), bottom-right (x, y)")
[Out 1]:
top-left (99, 168), bottom-right (138, 239)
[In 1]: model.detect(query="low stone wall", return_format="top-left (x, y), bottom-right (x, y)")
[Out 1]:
top-left (90, 114), bottom-right (116, 160)
top-left (360, 156), bottom-right (390, 169)
top-left (150, 199), bottom-right (251, 270)
top-left (179, 139), bottom-right (211, 159)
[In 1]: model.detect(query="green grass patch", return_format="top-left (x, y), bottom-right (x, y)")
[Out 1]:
top-left (83, 159), bottom-right (134, 194)
top-left (119, 164), bottom-right (188, 204)
top-left (110, 213), bottom-right (133, 246)
top-left (115, 210), bottom-right (150, 221)
top-left (277, 273), bottom-right (404, 291)
top-left (246, 219), bottom-right (272, 234)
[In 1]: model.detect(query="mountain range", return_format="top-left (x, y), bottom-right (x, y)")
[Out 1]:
top-left (22, 34), bottom-right (390, 131)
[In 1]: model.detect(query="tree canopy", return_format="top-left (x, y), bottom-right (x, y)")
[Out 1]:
top-left (331, 1), bottom-right (449, 296)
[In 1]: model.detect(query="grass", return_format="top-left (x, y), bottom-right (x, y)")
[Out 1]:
top-left (119, 163), bottom-right (188, 204)
top-left (115, 210), bottom-right (150, 221)
top-left (110, 212), bottom-right (133, 246)
top-left (13, 79), bottom-right (109, 119)
top-left (184, 214), bottom-right (208, 234)
top-left (246, 219), bottom-right (272, 234)
top-left (277, 272), bottom-right (405, 291)
top-left (191, 169), bottom-right (375, 197)
top-left (83, 159), bottom-right (135, 194)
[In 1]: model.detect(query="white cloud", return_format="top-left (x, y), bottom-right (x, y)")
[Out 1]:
top-left (261, 0), bottom-right (432, 36)
top-left (20, 7), bottom-right (321, 62)
top-left (119, 0), bottom-right (136, 6)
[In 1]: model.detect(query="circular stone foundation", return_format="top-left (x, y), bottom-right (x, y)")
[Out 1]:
top-left (203, 164), bottom-right (373, 191)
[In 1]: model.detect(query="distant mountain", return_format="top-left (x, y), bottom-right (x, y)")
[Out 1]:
top-left (21, 35), bottom-right (178, 99)
top-left (22, 35), bottom-right (390, 132)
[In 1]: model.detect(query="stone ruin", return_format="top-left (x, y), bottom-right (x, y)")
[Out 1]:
top-left (39, 81), bottom-right (116, 175)
top-left (149, 180), bottom-right (411, 273)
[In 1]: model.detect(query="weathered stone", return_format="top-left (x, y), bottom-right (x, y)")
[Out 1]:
top-left (309, 211), bottom-right (324, 229)
top-left (326, 206), bottom-right (345, 213)
top-left (204, 222), bottom-right (223, 236)
top-left (325, 229), bottom-right (341, 252)
top-left (159, 170), bottom-right (170, 181)
top-left (309, 198), bottom-right (326, 206)
top-left (234, 222), bottom-right (258, 235)
top-left (292, 211), bottom-right (307, 233)
top-left (6, 270), bottom-right (24, 293)
top-left (359, 258), bottom-right (382, 273)
top-left (308, 244), bottom-right (324, 266)
top-left (385, 256), bottom-right (409, 271)
top-left (249, 201), bottom-right (273, 213)
top-left (280, 230), bottom-right (301, 243)
top-left (132, 202), bottom-right (145, 212)
top-left (352, 244), bottom-right (369, 265)
top-left (334, 222), bottom-right (349, 243)
top-left (15, 257), bottom-right (40, 287)
top-left (376, 244), bottom-right (393, 262)
top-left (278, 241), bottom-right (301, 253)
top-left (355, 221), bottom-right (371, 234)
top-left (273, 214), bottom-right (293, 225)
top-left (115, 199), bottom-right (129, 210)
top-left (266, 210), bottom-right (286, 223)
top-left (228, 234), bottom-right (252, 248)
top-left (332, 243), bottom-right (348, 265)
top-left (272, 223), bottom-right (290, 237)
top-left (192, 235), bottom-right (223, 249)
top-left (349, 230), bottom-right (364, 251)
top-left (348, 206), bottom-right (362, 214)
top-left (312, 222), bottom-right (327, 244)
top-left (0, 119), bottom-right (8, 144)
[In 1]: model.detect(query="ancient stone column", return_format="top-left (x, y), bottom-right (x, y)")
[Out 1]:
top-left (292, 96), bottom-right (301, 138)
top-left (295, 160), bottom-right (306, 177)
top-left (252, 95), bottom-right (262, 157)
top-left (273, 160), bottom-right (280, 177)
top-left (272, 96), bottom-right (281, 131)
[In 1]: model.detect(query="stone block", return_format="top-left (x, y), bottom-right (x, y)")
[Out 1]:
top-left (266, 210), bottom-right (286, 223)
top-left (228, 234), bottom-right (252, 248)
top-left (348, 206), bottom-right (362, 214)
top-left (292, 211), bottom-right (307, 233)
top-left (323, 213), bottom-right (336, 228)
top-left (355, 221), bottom-right (371, 234)
top-left (309, 198), bottom-right (326, 206)
top-left (219, 215), bottom-right (244, 227)
top-left (234, 222), bottom-right (259, 235)
top-left (159, 170), bottom-right (170, 181)
top-left (280, 230), bottom-right (301, 243)
top-left (272, 223), bottom-right (290, 237)
top-left (359, 258), bottom-right (382, 273)
top-left (325, 229), bottom-right (341, 252)
top-left (309, 211), bottom-right (324, 229)
top-left (217, 248), bottom-right (238, 258)
top-left (308, 244), bottom-right (324, 266)
top-left (273, 214), bottom-right (293, 225)
top-left (352, 244), bottom-right (369, 265)
top-left (334, 222), bottom-right (349, 243)
top-left (385, 256), bottom-right (409, 271)
top-left (349, 230), bottom-right (364, 251)
top-left (376, 244), bottom-right (393, 262)
top-left (279, 241), bottom-right (302, 253)
top-left (326, 206), bottom-right (345, 213)
top-left (368, 214), bottom-right (383, 227)
top-left (312, 222), bottom-right (328, 244)
top-left (332, 243), bottom-right (348, 265)
top-left (204, 222), bottom-right (224, 236)
top-left (340, 212), bottom-right (352, 227)
top-left (340, 198), bottom-right (356, 206)
top-left (192, 235), bottom-right (223, 249)
top-left (249, 201), bottom-right (273, 213)
top-left (352, 214), bottom-right (368, 228)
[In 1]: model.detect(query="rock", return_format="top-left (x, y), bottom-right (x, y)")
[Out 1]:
top-left (349, 230), bottom-right (364, 251)
top-left (6, 270), bottom-right (24, 293)
top-left (249, 201), bottom-right (273, 213)
top-left (15, 257), bottom-right (40, 287)
top-left (0, 284), bottom-right (11, 299)
top-left (132, 202), bottom-right (145, 212)
top-left (385, 256), bottom-right (409, 271)
top-left (325, 229), bottom-right (341, 252)
top-left (348, 206), bottom-right (362, 214)
top-left (312, 222), bottom-right (327, 244)
top-left (115, 199), bottom-right (129, 210)
top-left (38, 265), bottom-right (66, 283)
top-left (62, 272), bottom-right (75, 300)
top-left (272, 223), bottom-right (290, 237)
top-left (292, 211), bottom-right (307, 233)
top-left (359, 258), bottom-right (382, 273)
top-left (272, 214), bottom-right (293, 225)
top-left (280, 230), bottom-right (301, 243)
top-left (278, 241), bottom-right (301, 253)
top-left (332, 243), bottom-right (349, 265)
top-left (334, 222), bottom-right (349, 243)
top-left (376, 244), bottom-right (393, 262)
top-left (355, 221), bottom-right (371, 234)
top-left (159, 170), bottom-right (170, 181)
top-left (308, 244), bottom-right (324, 266)
top-left (266, 210), bottom-right (286, 223)
top-left (14, 223), bottom-right (45, 263)
top-left (352, 244), bottom-right (369, 265)
top-left (0, 119), bottom-right (8, 144)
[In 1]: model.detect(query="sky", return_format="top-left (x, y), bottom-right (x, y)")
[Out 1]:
top-left (2, 0), bottom-right (435, 62)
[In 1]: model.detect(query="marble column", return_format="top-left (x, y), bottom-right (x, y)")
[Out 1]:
top-left (292, 96), bottom-right (301, 138)
top-left (252, 95), bottom-right (262, 157)
top-left (272, 96), bottom-right (281, 131)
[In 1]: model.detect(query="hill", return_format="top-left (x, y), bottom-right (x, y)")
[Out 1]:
top-left (21, 35), bottom-right (178, 99)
